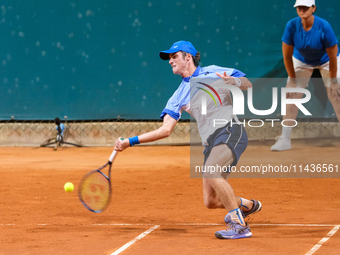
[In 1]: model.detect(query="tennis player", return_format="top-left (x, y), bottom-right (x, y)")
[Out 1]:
top-left (271, 0), bottom-right (340, 151)
top-left (115, 41), bottom-right (262, 239)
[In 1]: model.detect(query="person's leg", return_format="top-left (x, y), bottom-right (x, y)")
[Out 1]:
top-left (202, 178), bottom-right (224, 209)
top-left (326, 87), bottom-right (340, 121)
top-left (203, 181), bottom-right (258, 224)
top-left (202, 144), bottom-right (252, 239)
top-left (271, 58), bottom-right (313, 151)
top-left (224, 198), bottom-right (262, 223)
top-left (238, 197), bottom-right (254, 212)
top-left (202, 144), bottom-right (239, 212)
top-left (203, 181), bottom-right (254, 211)
top-left (203, 124), bottom-right (259, 212)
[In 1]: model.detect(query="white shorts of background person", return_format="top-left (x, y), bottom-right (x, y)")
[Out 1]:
top-left (292, 55), bottom-right (340, 88)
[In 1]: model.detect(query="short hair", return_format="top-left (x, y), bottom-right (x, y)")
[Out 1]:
top-left (54, 117), bottom-right (61, 125)
top-left (181, 51), bottom-right (201, 67)
top-left (312, 5), bottom-right (317, 13)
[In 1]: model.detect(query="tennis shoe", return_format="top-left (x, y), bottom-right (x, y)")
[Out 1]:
top-left (270, 136), bottom-right (291, 151)
top-left (215, 221), bottom-right (252, 239)
top-left (224, 199), bottom-right (262, 223)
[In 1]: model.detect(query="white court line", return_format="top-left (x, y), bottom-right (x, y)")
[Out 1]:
top-left (110, 225), bottom-right (160, 255)
top-left (2, 222), bottom-right (340, 254)
top-left (251, 223), bottom-right (338, 227)
top-left (93, 223), bottom-right (222, 226)
top-left (2, 223), bottom-right (338, 227)
top-left (305, 225), bottom-right (340, 255)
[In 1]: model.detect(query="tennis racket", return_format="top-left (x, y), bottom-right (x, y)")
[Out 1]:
top-left (78, 147), bottom-right (120, 213)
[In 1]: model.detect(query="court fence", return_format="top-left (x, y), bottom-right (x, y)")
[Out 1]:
top-left (0, 118), bottom-right (339, 147)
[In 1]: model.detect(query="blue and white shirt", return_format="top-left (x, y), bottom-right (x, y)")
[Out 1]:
top-left (282, 15), bottom-right (339, 66)
top-left (160, 65), bottom-right (246, 143)
top-left (55, 123), bottom-right (65, 136)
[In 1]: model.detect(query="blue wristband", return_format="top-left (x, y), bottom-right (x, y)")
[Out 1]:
top-left (128, 136), bottom-right (140, 146)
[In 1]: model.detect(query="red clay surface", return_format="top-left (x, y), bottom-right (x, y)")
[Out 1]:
top-left (1, 145), bottom-right (340, 255)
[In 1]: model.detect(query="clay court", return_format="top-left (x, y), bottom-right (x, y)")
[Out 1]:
top-left (1, 144), bottom-right (340, 255)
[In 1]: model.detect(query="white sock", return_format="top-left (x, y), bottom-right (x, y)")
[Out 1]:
top-left (239, 197), bottom-right (250, 210)
top-left (281, 126), bottom-right (292, 139)
top-left (229, 208), bottom-right (245, 226)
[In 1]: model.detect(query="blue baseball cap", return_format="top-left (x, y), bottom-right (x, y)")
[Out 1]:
top-left (159, 40), bottom-right (197, 60)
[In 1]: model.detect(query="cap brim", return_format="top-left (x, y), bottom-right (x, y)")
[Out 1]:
top-left (159, 52), bottom-right (170, 60)
top-left (159, 49), bottom-right (181, 60)
top-left (294, 3), bottom-right (313, 7)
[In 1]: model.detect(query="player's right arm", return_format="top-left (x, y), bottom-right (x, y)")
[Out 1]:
top-left (282, 42), bottom-right (301, 98)
top-left (114, 114), bottom-right (177, 151)
top-left (138, 114), bottom-right (177, 143)
top-left (282, 42), bottom-right (295, 79)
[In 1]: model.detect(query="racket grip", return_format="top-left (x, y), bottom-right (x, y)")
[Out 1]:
top-left (109, 150), bottom-right (118, 162)
top-left (109, 138), bottom-right (124, 162)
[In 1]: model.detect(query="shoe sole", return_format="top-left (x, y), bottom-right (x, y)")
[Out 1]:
top-left (252, 200), bottom-right (262, 214)
top-left (271, 147), bottom-right (292, 151)
top-left (270, 144), bottom-right (292, 151)
top-left (244, 200), bottom-right (262, 217)
top-left (215, 231), bottom-right (252, 239)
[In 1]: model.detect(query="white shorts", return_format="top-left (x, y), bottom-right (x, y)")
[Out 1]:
top-left (291, 55), bottom-right (340, 88)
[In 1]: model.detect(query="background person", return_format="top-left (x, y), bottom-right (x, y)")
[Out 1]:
top-left (54, 117), bottom-right (65, 142)
top-left (271, 0), bottom-right (340, 151)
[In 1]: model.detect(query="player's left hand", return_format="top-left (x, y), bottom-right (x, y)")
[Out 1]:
top-left (114, 137), bottom-right (130, 151)
top-left (216, 71), bottom-right (236, 85)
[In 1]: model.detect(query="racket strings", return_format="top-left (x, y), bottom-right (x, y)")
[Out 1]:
top-left (79, 171), bottom-right (111, 212)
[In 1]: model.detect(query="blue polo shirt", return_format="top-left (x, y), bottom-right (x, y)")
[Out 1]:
top-left (282, 15), bottom-right (339, 66)
top-left (160, 65), bottom-right (245, 120)
top-left (55, 123), bottom-right (65, 135)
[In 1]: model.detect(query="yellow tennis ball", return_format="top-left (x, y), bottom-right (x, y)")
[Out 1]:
top-left (64, 182), bottom-right (74, 192)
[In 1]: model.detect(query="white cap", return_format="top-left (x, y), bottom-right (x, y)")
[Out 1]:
top-left (294, 0), bottom-right (315, 7)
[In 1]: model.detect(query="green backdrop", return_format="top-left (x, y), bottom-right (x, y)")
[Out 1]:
top-left (1, 0), bottom-right (339, 120)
